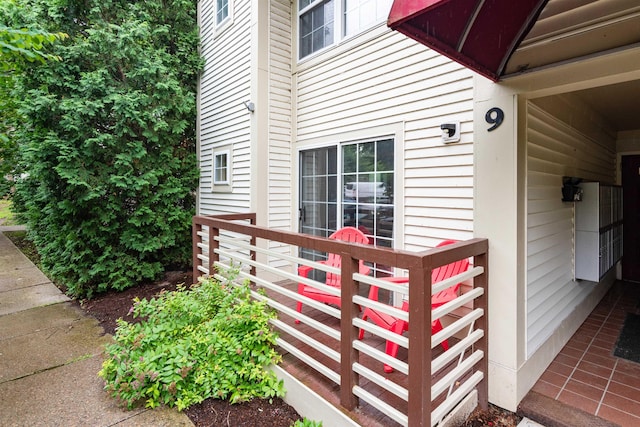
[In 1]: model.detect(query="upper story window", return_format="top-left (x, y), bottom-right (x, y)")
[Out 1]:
top-left (299, 0), bottom-right (335, 59)
top-left (344, 0), bottom-right (393, 38)
top-left (216, 0), bottom-right (230, 26)
top-left (298, 0), bottom-right (392, 60)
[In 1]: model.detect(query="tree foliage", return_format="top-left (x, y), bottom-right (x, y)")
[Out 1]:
top-left (0, 0), bottom-right (66, 195)
top-left (11, 0), bottom-right (203, 297)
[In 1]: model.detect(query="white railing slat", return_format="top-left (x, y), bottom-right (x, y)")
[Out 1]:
top-left (353, 317), bottom-right (409, 349)
top-left (352, 339), bottom-right (409, 375)
top-left (432, 329), bottom-right (484, 373)
top-left (216, 234), bottom-right (341, 276)
top-left (432, 308), bottom-right (484, 349)
top-left (353, 386), bottom-right (408, 427)
top-left (246, 285), bottom-right (341, 342)
top-left (232, 266), bottom-right (342, 323)
top-left (432, 287), bottom-right (484, 322)
top-left (431, 350), bottom-right (484, 400)
top-left (352, 295), bottom-right (409, 322)
top-left (352, 362), bottom-right (408, 400)
top-left (214, 246), bottom-right (342, 298)
top-left (431, 266), bottom-right (484, 295)
top-left (431, 371), bottom-right (484, 427)
top-left (272, 318), bottom-right (340, 363)
top-left (276, 338), bottom-right (340, 385)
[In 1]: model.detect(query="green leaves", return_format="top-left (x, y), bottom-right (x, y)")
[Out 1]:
top-left (0, 0), bottom-right (68, 196)
top-left (9, 0), bottom-right (203, 297)
top-left (0, 26), bottom-right (67, 69)
top-left (99, 276), bottom-right (285, 410)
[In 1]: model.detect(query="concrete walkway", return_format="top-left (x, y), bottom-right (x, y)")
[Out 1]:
top-left (0, 227), bottom-right (193, 427)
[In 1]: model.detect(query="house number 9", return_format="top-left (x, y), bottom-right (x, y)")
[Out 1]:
top-left (485, 107), bottom-right (504, 132)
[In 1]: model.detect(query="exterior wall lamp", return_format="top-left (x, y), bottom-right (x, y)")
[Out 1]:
top-left (243, 101), bottom-right (255, 113)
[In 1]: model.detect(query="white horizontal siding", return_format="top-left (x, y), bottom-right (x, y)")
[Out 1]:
top-left (526, 98), bottom-right (616, 357)
top-left (198, 0), bottom-right (252, 216)
top-left (267, 0), bottom-right (293, 267)
top-left (295, 29), bottom-right (474, 251)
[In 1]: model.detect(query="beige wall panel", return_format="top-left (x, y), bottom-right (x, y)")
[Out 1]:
top-left (526, 100), bottom-right (616, 355)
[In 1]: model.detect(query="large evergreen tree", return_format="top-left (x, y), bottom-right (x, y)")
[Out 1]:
top-left (1, 0), bottom-right (66, 195)
top-left (12, 0), bottom-right (203, 297)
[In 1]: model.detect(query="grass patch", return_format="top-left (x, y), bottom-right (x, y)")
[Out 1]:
top-left (0, 199), bottom-right (18, 226)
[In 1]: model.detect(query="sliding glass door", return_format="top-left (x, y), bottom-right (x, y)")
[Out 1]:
top-left (299, 138), bottom-right (394, 263)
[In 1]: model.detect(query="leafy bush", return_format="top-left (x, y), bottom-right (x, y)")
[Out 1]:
top-left (0, 2), bottom-right (67, 197)
top-left (9, 0), bottom-right (203, 297)
top-left (291, 419), bottom-right (323, 427)
top-left (99, 275), bottom-right (285, 410)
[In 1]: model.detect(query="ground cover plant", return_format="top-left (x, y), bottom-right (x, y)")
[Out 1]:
top-left (99, 275), bottom-right (285, 411)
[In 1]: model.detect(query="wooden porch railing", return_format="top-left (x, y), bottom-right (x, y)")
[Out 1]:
top-left (193, 213), bottom-right (489, 427)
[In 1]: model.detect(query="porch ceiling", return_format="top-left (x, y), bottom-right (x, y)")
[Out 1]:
top-left (388, 0), bottom-right (640, 82)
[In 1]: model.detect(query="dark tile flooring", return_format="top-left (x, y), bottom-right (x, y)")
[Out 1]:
top-left (531, 281), bottom-right (640, 426)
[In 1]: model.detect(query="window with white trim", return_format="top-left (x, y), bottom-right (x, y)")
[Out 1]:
top-left (299, 137), bottom-right (394, 248)
top-left (216, 0), bottom-right (230, 26)
top-left (298, 0), bottom-right (392, 59)
top-left (213, 148), bottom-right (231, 189)
top-left (344, 0), bottom-right (392, 37)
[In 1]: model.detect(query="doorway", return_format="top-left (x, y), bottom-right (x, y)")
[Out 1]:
top-left (298, 138), bottom-right (396, 278)
top-left (622, 155), bottom-right (640, 283)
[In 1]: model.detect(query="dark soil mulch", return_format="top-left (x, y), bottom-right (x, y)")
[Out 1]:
top-left (185, 398), bottom-right (302, 427)
top-left (461, 404), bottom-right (522, 427)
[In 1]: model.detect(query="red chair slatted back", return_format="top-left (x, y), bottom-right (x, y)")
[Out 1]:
top-left (325, 227), bottom-right (370, 288)
top-left (431, 240), bottom-right (470, 306)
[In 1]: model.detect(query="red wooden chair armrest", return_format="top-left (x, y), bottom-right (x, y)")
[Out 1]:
top-left (298, 264), bottom-right (313, 278)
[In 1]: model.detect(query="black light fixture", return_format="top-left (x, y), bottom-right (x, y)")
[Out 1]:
top-left (440, 121), bottom-right (460, 143)
top-left (562, 177), bottom-right (583, 202)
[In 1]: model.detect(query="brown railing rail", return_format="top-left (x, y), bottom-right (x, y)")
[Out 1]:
top-left (193, 213), bottom-right (489, 427)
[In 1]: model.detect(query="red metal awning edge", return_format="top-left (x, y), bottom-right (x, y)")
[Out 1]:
top-left (388, 0), bottom-right (549, 82)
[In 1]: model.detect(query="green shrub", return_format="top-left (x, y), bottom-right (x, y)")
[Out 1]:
top-left (291, 419), bottom-right (323, 427)
top-left (10, 0), bottom-right (203, 297)
top-left (99, 275), bottom-right (285, 410)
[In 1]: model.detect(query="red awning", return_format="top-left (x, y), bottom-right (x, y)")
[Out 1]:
top-left (388, 0), bottom-right (549, 82)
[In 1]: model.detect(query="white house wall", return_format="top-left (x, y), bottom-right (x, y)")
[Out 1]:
top-left (267, 0), bottom-right (293, 232)
top-left (199, 0), bottom-right (293, 240)
top-left (295, 29), bottom-right (475, 250)
top-left (526, 95), bottom-right (617, 357)
top-left (263, 0), bottom-right (293, 267)
top-left (198, 0), bottom-right (252, 215)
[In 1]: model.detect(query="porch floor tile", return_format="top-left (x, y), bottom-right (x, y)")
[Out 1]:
top-left (525, 281), bottom-right (640, 427)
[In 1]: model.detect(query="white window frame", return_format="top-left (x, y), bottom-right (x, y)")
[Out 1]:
top-left (295, 123), bottom-right (405, 246)
top-left (297, 0), bottom-right (392, 60)
top-left (298, 0), bottom-right (337, 60)
top-left (298, 137), bottom-right (396, 242)
top-left (215, 0), bottom-right (233, 35)
top-left (212, 147), bottom-right (232, 192)
top-left (343, 0), bottom-right (393, 38)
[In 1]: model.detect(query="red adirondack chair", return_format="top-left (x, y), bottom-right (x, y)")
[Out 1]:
top-left (358, 239), bottom-right (469, 373)
top-left (296, 227), bottom-right (370, 319)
